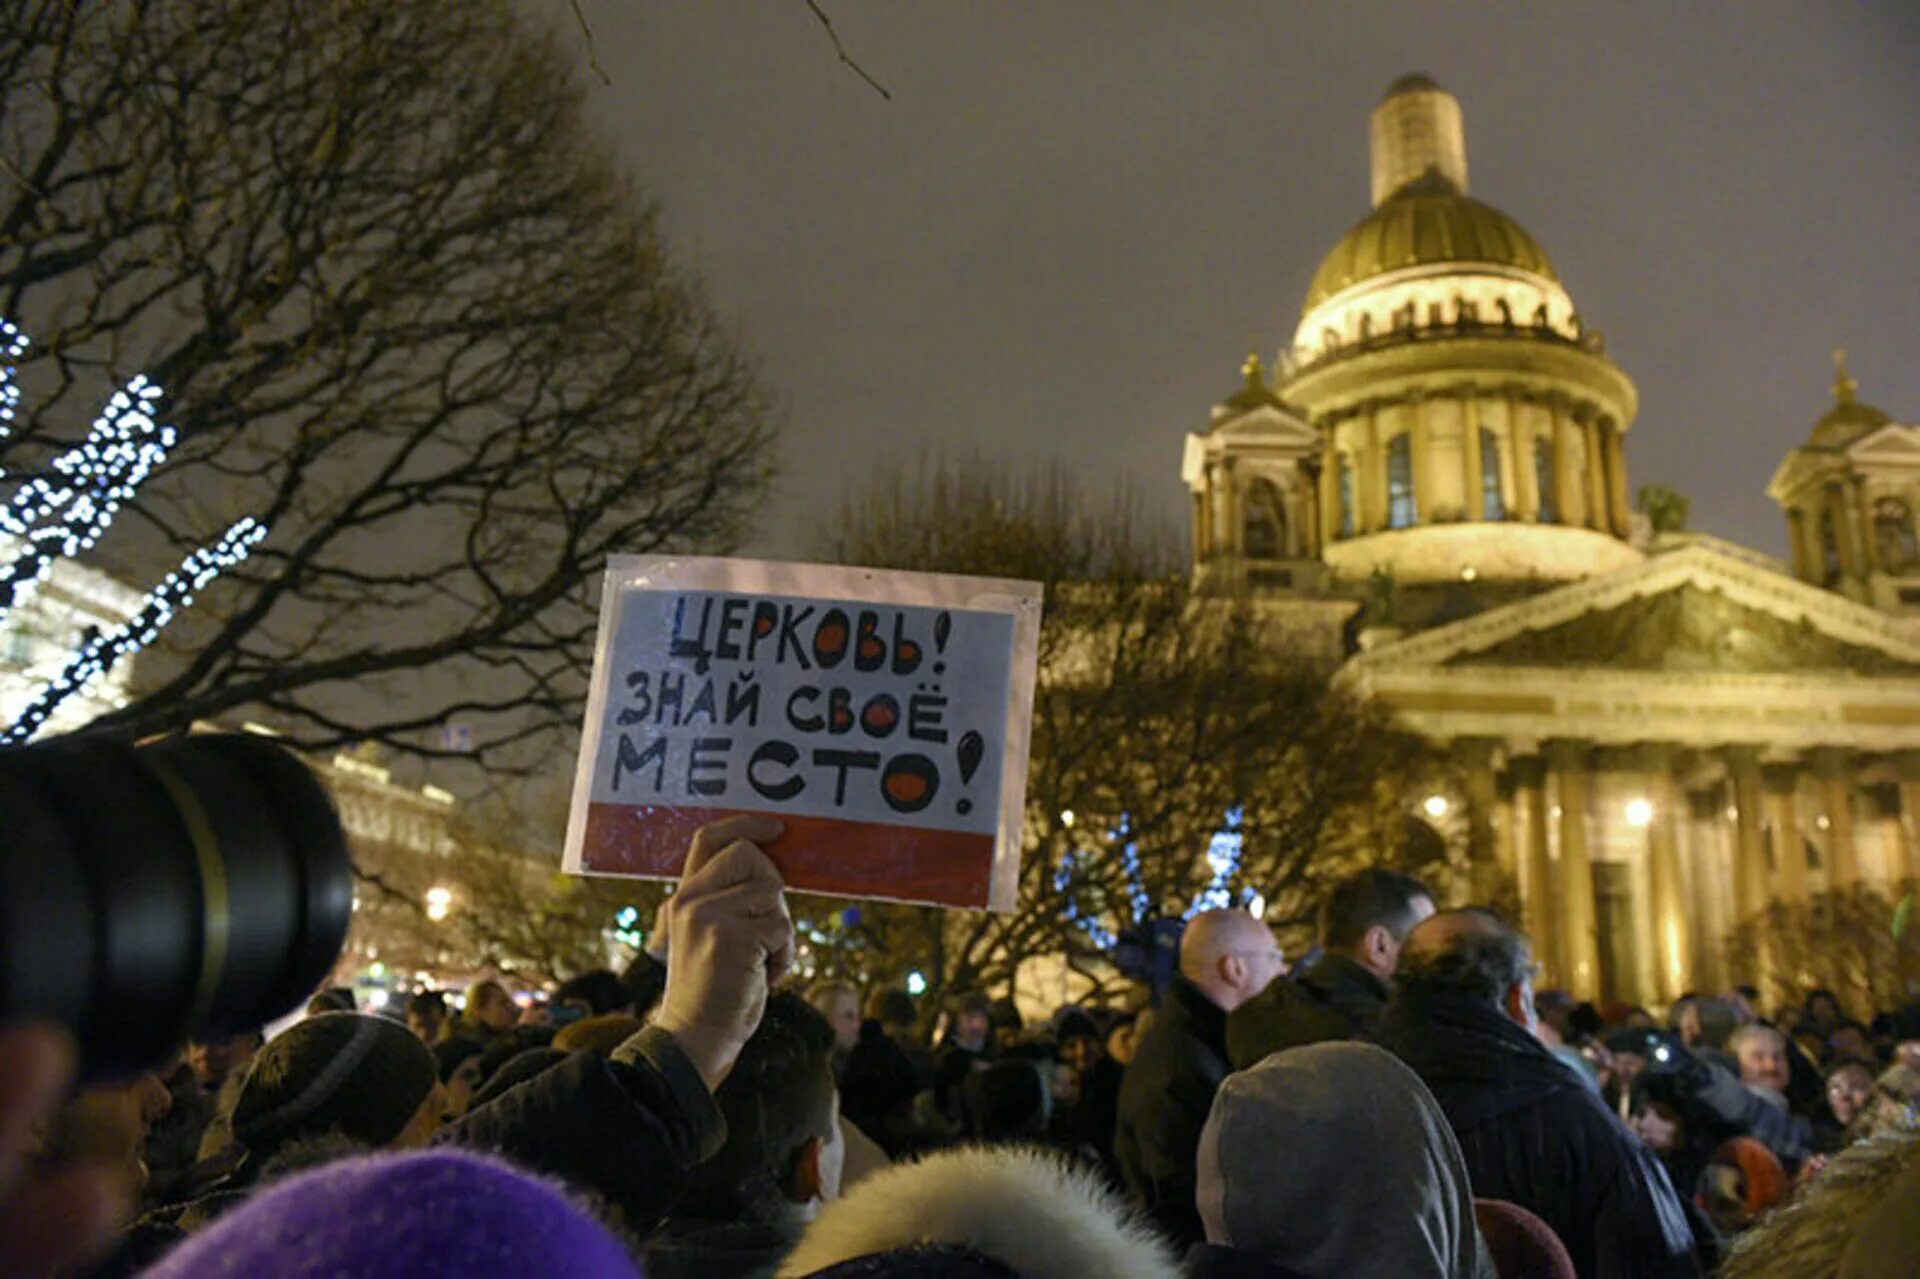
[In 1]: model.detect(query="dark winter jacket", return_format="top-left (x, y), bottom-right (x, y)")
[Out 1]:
top-left (440, 1024), bottom-right (725, 1237)
top-left (645, 1217), bottom-right (799, 1279)
top-left (1183, 1244), bottom-right (1309, 1279)
top-left (1225, 952), bottom-right (1389, 1069)
top-left (1373, 991), bottom-right (1700, 1279)
top-left (840, 1021), bottom-right (928, 1157)
top-left (1114, 978), bottom-right (1232, 1247)
top-left (933, 1037), bottom-right (989, 1121)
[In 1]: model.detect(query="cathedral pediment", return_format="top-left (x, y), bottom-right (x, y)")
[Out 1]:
top-left (1444, 583), bottom-right (1915, 674)
top-left (1844, 422), bottom-right (1920, 466)
top-left (1349, 543), bottom-right (1920, 676)
top-left (1207, 404), bottom-right (1318, 445)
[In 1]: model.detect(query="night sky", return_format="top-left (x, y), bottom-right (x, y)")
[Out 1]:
top-left (568, 2), bottom-right (1920, 561)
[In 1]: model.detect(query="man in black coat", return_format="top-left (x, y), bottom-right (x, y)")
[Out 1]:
top-left (1114, 908), bottom-right (1286, 1246)
top-left (1373, 909), bottom-right (1700, 1279)
top-left (447, 815), bottom-right (798, 1239)
top-left (1227, 868), bottom-right (1433, 1069)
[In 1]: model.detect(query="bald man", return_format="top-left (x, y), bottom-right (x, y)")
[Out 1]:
top-left (1374, 910), bottom-right (1700, 1279)
top-left (1113, 909), bottom-right (1285, 1245)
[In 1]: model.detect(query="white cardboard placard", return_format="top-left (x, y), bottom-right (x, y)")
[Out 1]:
top-left (562, 556), bottom-right (1041, 911)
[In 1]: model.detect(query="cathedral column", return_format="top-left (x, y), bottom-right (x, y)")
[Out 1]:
top-left (1192, 491), bottom-right (1210, 561)
top-left (1462, 388), bottom-right (1486, 520)
top-left (1547, 741), bottom-right (1601, 998)
top-left (1411, 395), bottom-right (1435, 522)
top-left (1461, 739), bottom-right (1501, 899)
top-left (1895, 753), bottom-right (1920, 883)
top-left (1220, 457), bottom-right (1241, 556)
top-left (1726, 749), bottom-right (1775, 989)
top-left (1853, 477), bottom-right (1880, 576)
top-left (1604, 421), bottom-right (1632, 537)
top-left (1581, 411), bottom-right (1607, 532)
top-left (1685, 786), bottom-right (1731, 994)
top-left (1644, 745), bottom-right (1691, 1002)
top-left (1300, 471), bottom-right (1320, 558)
top-left (1551, 400), bottom-right (1581, 526)
top-left (1762, 762), bottom-right (1809, 904)
top-left (1812, 749), bottom-right (1860, 888)
top-left (1512, 755), bottom-right (1557, 985)
top-left (1362, 404), bottom-right (1386, 534)
top-left (1786, 508), bottom-right (1812, 582)
top-left (1726, 748), bottom-right (1770, 924)
top-left (1507, 391), bottom-right (1539, 522)
top-left (1208, 463), bottom-right (1232, 554)
top-left (1318, 441), bottom-right (1341, 546)
top-left (1830, 484), bottom-right (1863, 582)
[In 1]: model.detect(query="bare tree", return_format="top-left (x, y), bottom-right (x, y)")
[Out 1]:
top-left (808, 459), bottom-right (1441, 1010)
top-left (347, 782), bottom-right (668, 985)
top-left (1724, 883), bottom-right (1919, 1019)
top-left (0, 1), bottom-right (773, 768)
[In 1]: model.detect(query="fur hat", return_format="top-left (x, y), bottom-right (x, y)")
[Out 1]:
top-left (777, 1145), bottom-right (1179, 1279)
top-left (233, 1012), bottom-right (436, 1158)
top-left (140, 1148), bottom-right (641, 1278)
top-left (1699, 1137), bottom-right (1787, 1231)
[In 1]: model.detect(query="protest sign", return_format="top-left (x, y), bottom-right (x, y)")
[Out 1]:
top-left (563, 557), bottom-right (1042, 911)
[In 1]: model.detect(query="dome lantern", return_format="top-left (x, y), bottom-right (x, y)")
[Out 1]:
top-left (1370, 73), bottom-right (1469, 206)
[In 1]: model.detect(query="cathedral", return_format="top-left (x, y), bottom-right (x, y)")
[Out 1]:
top-left (1182, 74), bottom-right (1920, 1005)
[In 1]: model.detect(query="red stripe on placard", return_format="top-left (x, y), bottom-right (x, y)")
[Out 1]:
top-left (580, 803), bottom-right (995, 909)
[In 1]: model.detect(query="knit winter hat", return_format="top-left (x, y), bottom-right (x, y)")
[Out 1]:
top-left (141, 1148), bottom-right (642, 1278)
top-left (233, 1012), bottom-right (437, 1158)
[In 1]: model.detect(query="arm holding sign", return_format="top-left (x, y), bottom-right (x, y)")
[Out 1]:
top-left (645, 815), bottom-right (793, 1090)
top-left (446, 817), bottom-right (794, 1232)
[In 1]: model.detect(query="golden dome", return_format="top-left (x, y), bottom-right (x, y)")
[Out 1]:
top-left (1303, 174), bottom-right (1560, 311)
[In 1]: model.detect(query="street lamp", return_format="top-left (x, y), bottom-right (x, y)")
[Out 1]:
top-left (1624, 798), bottom-right (1654, 828)
top-left (1422, 794), bottom-right (1450, 820)
top-left (425, 885), bottom-right (453, 922)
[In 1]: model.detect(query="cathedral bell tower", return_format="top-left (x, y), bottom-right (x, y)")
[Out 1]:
top-left (1768, 352), bottom-right (1920, 612)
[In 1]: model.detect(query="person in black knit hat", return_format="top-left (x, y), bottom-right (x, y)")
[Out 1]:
top-left (232, 1012), bottom-right (445, 1163)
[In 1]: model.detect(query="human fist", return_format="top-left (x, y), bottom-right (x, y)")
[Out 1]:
top-left (649, 816), bottom-right (793, 1090)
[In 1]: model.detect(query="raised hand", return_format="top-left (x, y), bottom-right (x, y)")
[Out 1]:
top-left (648, 816), bottom-right (793, 1090)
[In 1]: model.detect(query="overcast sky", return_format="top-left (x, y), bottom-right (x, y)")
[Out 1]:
top-left (568, 2), bottom-right (1920, 561)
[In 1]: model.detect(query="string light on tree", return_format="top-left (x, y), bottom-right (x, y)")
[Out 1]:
top-left (0, 319), bottom-right (29, 468)
top-left (4, 518), bottom-right (268, 743)
top-left (0, 369), bottom-right (176, 623)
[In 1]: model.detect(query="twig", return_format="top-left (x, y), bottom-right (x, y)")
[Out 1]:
top-left (805, 0), bottom-right (892, 101)
top-left (567, 0), bottom-right (612, 86)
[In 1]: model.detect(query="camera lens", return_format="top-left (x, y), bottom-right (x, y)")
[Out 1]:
top-left (0, 733), bottom-right (353, 1078)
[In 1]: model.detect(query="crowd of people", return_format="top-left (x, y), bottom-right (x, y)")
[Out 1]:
top-left (5, 819), bottom-right (1919, 1277)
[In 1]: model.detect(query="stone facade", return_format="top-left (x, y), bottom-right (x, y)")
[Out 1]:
top-left (1183, 76), bottom-right (1920, 1003)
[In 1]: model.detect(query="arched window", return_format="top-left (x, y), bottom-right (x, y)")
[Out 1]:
top-left (1337, 455), bottom-right (1355, 538)
top-left (1534, 437), bottom-right (1559, 523)
top-left (1480, 427), bottom-right (1505, 521)
top-left (1874, 497), bottom-right (1918, 573)
top-left (1387, 434), bottom-right (1417, 529)
top-left (1243, 479), bottom-right (1285, 559)
top-left (1819, 509), bottom-right (1842, 584)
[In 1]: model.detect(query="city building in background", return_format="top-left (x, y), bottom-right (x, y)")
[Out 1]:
top-left (0, 540), bottom-right (143, 736)
top-left (1183, 74), bottom-right (1920, 1005)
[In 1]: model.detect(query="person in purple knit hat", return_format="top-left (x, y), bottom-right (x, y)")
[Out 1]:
top-left (139, 1148), bottom-right (641, 1278)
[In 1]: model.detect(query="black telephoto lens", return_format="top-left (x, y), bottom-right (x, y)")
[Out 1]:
top-left (0, 732), bottom-right (354, 1079)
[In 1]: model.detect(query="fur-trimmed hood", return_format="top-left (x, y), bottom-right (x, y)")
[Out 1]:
top-left (776, 1144), bottom-right (1180, 1279)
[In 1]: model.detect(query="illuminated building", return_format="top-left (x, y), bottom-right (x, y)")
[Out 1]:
top-left (1183, 75), bottom-right (1920, 1002)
